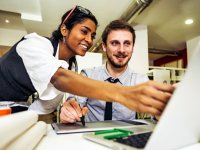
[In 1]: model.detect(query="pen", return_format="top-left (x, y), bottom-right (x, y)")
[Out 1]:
top-left (75, 95), bottom-right (85, 127)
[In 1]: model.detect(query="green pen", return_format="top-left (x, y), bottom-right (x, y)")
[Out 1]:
top-left (95, 128), bottom-right (134, 139)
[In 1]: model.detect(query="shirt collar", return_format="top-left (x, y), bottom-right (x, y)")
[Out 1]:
top-left (56, 44), bottom-right (59, 59)
top-left (102, 63), bottom-right (131, 84)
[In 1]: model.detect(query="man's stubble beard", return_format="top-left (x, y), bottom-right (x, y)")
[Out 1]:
top-left (106, 53), bottom-right (131, 68)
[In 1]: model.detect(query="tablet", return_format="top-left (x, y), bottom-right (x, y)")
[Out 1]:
top-left (51, 120), bottom-right (147, 134)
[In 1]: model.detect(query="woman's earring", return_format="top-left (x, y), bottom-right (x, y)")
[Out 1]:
top-left (63, 37), bottom-right (66, 43)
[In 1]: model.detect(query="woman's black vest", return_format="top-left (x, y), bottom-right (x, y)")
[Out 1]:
top-left (0, 37), bottom-right (58, 101)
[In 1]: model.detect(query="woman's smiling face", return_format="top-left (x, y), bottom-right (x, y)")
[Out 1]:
top-left (65, 19), bottom-right (97, 56)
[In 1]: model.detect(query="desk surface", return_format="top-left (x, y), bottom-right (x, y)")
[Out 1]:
top-left (35, 125), bottom-right (200, 150)
top-left (35, 125), bottom-right (110, 150)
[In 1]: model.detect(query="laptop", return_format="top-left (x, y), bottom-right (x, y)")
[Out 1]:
top-left (83, 46), bottom-right (200, 150)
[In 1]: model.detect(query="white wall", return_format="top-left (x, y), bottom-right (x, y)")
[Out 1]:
top-left (129, 24), bottom-right (149, 74)
top-left (0, 28), bottom-right (27, 46)
top-left (101, 24), bottom-right (149, 75)
top-left (150, 69), bottom-right (171, 84)
top-left (186, 36), bottom-right (200, 64)
top-left (76, 52), bottom-right (102, 73)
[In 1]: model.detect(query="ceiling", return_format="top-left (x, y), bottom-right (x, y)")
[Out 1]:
top-left (0, 0), bottom-right (200, 62)
top-left (134, 0), bottom-right (200, 60)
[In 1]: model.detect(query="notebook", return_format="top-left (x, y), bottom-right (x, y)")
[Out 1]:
top-left (83, 46), bottom-right (200, 150)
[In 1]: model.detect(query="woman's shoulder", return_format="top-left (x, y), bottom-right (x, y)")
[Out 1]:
top-left (16, 32), bottom-right (54, 55)
top-left (24, 33), bottom-right (51, 44)
top-left (17, 32), bottom-right (53, 51)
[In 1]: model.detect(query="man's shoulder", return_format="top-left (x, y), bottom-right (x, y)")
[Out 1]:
top-left (82, 65), bottom-right (104, 72)
top-left (127, 67), bottom-right (146, 77)
top-left (127, 67), bottom-right (149, 82)
top-left (81, 65), bottom-right (105, 78)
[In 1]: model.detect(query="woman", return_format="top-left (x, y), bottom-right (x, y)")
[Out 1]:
top-left (0, 6), bottom-right (174, 122)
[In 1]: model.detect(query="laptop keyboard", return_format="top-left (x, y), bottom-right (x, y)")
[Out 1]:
top-left (114, 132), bottom-right (152, 148)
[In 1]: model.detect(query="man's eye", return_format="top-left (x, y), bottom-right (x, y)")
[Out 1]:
top-left (111, 41), bottom-right (118, 46)
top-left (91, 35), bottom-right (96, 40)
top-left (124, 42), bottom-right (131, 46)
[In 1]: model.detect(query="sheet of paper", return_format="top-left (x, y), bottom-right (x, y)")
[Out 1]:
top-left (5, 121), bottom-right (47, 150)
top-left (0, 111), bottom-right (38, 149)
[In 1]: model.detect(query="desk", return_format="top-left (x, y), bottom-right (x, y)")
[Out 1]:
top-left (35, 125), bottom-right (110, 150)
top-left (36, 125), bottom-right (200, 150)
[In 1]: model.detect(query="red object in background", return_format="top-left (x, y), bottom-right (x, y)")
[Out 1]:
top-left (0, 107), bottom-right (12, 116)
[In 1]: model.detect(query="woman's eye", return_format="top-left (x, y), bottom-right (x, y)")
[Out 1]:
top-left (82, 30), bottom-right (88, 35)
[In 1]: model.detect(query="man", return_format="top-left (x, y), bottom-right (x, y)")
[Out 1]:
top-left (60, 20), bottom-right (170, 123)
